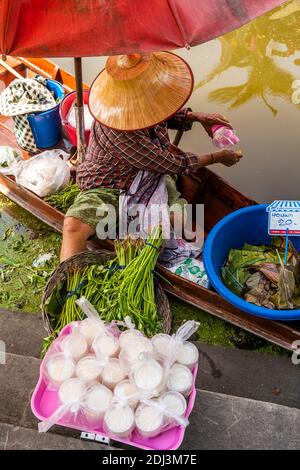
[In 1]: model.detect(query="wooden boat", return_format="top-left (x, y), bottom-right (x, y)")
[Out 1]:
top-left (0, 56), bottom-right (299, 351)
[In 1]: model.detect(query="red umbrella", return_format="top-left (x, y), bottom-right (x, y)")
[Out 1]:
top-left (0, 0), bottom-right (285, 158)
top-left (0, 0), bottom-right (285, 57)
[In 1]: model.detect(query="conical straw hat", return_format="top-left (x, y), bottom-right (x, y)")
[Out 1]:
top-left (89, 51), bottom-right (194, 131)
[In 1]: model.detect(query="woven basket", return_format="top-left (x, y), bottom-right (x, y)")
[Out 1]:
top-left (41, 249), bottom-right (171, 336)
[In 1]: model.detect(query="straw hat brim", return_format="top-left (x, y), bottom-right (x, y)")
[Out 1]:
top-left (88, 51), bottom-right (194, 131)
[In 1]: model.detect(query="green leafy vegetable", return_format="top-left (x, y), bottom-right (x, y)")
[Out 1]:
top-left (44, 181), bottom-right (81, 213)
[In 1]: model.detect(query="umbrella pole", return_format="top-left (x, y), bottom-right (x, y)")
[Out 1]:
top-left (74, 57), bottom-right (85, 163)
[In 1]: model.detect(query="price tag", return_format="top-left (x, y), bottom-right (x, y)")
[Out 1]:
top-left (267, 201), bottom-right (300, 236)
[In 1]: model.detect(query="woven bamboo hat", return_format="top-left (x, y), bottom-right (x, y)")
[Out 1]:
top-left (89, 51), bottom-right (194, 131)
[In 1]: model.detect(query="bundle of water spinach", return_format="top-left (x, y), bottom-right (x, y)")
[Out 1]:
top-left (46, 229), bottom-right (163, 345)
top-left (44, 181), bottom-right (81, 213)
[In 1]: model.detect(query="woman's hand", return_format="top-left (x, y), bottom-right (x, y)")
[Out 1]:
top-left (188, 111), bottom-right (233, 137)
top-left (212, 149), bottom-right (243, 166)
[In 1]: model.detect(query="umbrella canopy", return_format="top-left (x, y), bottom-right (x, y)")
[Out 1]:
top-left (1, 0), bottom-right (285, 57)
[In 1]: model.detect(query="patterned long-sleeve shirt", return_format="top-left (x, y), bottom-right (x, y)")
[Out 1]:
top-left (76, 108), bottom-right (201, 191)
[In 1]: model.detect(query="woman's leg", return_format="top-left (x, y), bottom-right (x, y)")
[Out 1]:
top-left (60, 187), bottom-right (120, 262)
top-left (60, 216), bottom-right (95, 262)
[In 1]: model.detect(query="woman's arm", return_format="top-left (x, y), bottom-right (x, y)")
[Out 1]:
top-left (107, 129), bottom-right (242, 174)
top-left (186, 111), bottom-right (233, 137)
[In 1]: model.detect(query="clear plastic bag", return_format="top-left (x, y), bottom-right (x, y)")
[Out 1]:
top-left (76, 297), bottom-right (120, 351)
top-left (175, 341), bottom-right (199, 370)
top-left (154, 321), bottom-right (199, 397)
top-left (135, 396), bottom-right (188, 438)
top-left (82, 383), bottom-right (113, 429)
top-left (102, 358), bottom-right (128, 390)
top-left (114, 380), bottom-right (140, 408)
top-left (60, 330), bottom-right (88, 361)
top-left (38, 378), bottom-right (87, 433)
top-left (166, 364), bottom-right (193, 397)
top-left (131, 354), bottom-right (164, 394)
top-left (160, 391), bottom-right (187, 418)
top-left (92, 334), bottom-right (120, 359)
top-left (119, 334), bottom-right (153, 368)
top-left (104, 403), bottom-right (135, 438)
top-left (212, 125), bottom-right (240, 149)
top-left (151, 333), bottom-right (172, 361)
top-left (68, 103), bottom-right (94, 130)
top-left (118, 316), bottom-right (144, 350)
top-left (13, 149), bottom-right (70, 197)
top-left (135, 401), bottom-right (165, 438)
top-left (153, 320), bottom-right (200, 369)
top-left (75, 354), bottom-right (103, 384)
top-left (0, 146), bottom-right (21, 175)
top-left (43, 351), bottom-right (76, 388)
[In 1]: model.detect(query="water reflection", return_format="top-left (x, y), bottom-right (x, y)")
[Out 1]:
top-left (195, 0), bottom-right (300, 115)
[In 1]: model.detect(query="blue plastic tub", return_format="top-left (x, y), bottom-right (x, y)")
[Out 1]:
top-left (27, 79), bottom-right (65, 149)
top-left (203, 204), bottom-right (300, 320)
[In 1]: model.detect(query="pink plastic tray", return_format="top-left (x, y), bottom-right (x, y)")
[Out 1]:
top-left (31, 325), bottom-right (198, 450)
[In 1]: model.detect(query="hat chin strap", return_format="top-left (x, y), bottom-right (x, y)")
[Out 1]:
top-left (117, 54), bottom-right (142, 69)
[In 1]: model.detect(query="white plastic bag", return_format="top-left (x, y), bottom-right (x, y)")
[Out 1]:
top-left (135, 396), bottom-right (188, 438)
top-left (153, 320), bottom-right (200, 369)
top-left (13, 149), bottom-right (70, 197)
top-left (68, 103), bottom-right (94, 130)
top-left (104, 403), bottom-right (135, 438)
top-left (154, 321), bottom-right (199, 398)
top-left (118, 316), bottom-right (144, 350)
top-left (43, 351), bottom-right (76, 388)
top-left (82, 383), bottom-right (113, 428)
top-left (0, 146), bottom-right (21, 174)
top-left (38, 378), bottom-right (87, 433)
top-left (131, 354), bottom-right (164, 394)
top-left (76, 296), bottom-right (120, 347)
top-left (77, 297), bottom-right (120, 359)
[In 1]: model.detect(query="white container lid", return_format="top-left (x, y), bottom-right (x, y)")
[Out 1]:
top-left (152, 333), bottom-right (171, 359)
top-left (167, 364), bottom-right (193, 397)
top-left (176, 341), bottom-right (199, 369)
top-left (84, 384), bottom-right (113, 414)
top-left (104, 405), bottom-right (135, 437)
top-left (58, 378), bottom-right (86, 405)
top-left (75, 355), bottom-right (103, 382)
top-left (61, 333), bottom-right (88, 360)
top-left (45, 353), bottom-right (75, 384)
top-left (135, 403), bottom-right (164, 437)
top-left (160, 391), bottom-right (187, 417)
top-left (114, 380), bottom-right (139, 407)
top-left (133, 359), bottom-right (163, 391)
top-left (92, 334), bottom-right (119, 358)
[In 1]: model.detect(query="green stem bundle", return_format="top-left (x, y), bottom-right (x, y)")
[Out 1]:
top-left (48, 231), bottom-right (163, 342)
top-left (118, 227), bottom-right (163, 335)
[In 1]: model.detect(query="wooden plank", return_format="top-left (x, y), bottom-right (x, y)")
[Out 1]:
top-left (0, 174), bottom-right (64, 232)
top-left (162, 279), bottom-right (300, 351)
top-left (20, 57), bottom-right (89, 93)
